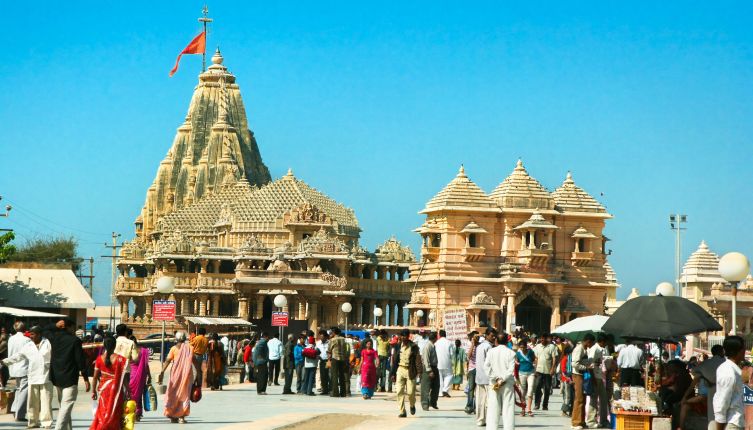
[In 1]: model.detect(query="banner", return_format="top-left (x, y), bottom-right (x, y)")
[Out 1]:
top-left (443, 307), bottom-right (470, 350)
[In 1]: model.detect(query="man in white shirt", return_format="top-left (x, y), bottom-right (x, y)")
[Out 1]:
top-left (692, 344), bottom-right (726, 424)
top-left (434, 330), bottom-right (454, 397)
top-left (474, 330), bottom-right (494, 426)
top-left (533, 333), bottom-right (558, 410)
top-left (483, 333), bottom-right (516, 430)
top-left (713, 336), bottom-right (745, 430)
top-left (267, 333), bottom-right (283, 386)
top-left (316, 331), bottom-right (330, 393)
top-left (7, 321), bottom-right (31, 421)
top-left (2, 326), bottom-right (53, 428)
top-left (617, 342), bottom-right (643, 387)
top-left (586, 334), bottom-right (609, 429)
top-left (416, 329), bottom-right (429, 353)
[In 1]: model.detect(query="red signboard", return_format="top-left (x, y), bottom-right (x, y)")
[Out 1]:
top-left (153, 300), bottom-right (176, 321)
top-left (271, 311), bottom-right (289, 327)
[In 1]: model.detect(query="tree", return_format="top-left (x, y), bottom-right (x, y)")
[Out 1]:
top-left (0, 231), bottom-right (15, 263)
top-left (10, 236), bottom-right (79, 267)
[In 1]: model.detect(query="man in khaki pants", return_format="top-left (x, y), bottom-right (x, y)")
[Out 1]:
top-left (2, 326), bottom-right (53, 428)
top-left (474, 330), bottom-right (493, 426)
top-left (392, 329), bottom-right (422, 418)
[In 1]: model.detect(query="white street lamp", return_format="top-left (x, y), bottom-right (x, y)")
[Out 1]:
top-left (273, 294), bottom-right (288, 341)
top-left (154, 276), bottom-right (175, 363)
top-left (374, 307), bottom-right (383, 326)
top-left (341, 302), bottom-right (352, 335)
top-left (655, 282), bottom-right (675, 297)
top-left (416, 309), bottom-right (424, 326)
top-left (719, 252), bottom-right (750, 335)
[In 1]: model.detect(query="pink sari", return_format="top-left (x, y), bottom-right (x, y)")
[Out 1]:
top-left (163, 343), bottom-right (194, 418)
top-left (129, 347), bottom-right (149, 416)
top-left (360, 349), bottom-right (378, 389)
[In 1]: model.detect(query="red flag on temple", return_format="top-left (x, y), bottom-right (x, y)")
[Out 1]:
top-left (169, 31), bottom-right (206, 77)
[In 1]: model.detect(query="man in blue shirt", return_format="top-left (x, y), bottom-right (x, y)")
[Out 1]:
top-left (293, 336), bottom-right (305, 393)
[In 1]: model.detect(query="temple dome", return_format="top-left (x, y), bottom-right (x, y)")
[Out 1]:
top-left (421, 165), bottom-right (498, 214)
top-left (551, 172), bottom-right (606, 213)
top-left (680, 240), bottom-right (726, 284)
top-left (490, 160), bottom-right (554, 210)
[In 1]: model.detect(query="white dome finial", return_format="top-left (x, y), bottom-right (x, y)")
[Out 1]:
top-left (212, 47), bottom-right (223, 65)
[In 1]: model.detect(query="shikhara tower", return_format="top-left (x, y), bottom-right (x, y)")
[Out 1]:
top-left (136, 49), bottom-right (271, 240)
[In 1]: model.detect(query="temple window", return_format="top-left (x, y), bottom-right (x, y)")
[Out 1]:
top-left (431, 234), bottom-right (441, 247)
top-left (219, 260), bottom-right (236, 274)
top-left (468, 233), bottom-right (478, 248)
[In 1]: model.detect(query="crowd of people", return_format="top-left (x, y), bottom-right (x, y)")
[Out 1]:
top-left (1, 319), bottom-right (751, 430)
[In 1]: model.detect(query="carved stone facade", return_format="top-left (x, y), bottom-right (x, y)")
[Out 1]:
top-left (409, 163), bottom-right (618, 334)
top-left (115, 53), bottom-right (413, 335)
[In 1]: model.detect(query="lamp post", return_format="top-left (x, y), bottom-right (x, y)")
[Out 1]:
top-left (416, 309), bottom-right (424, 327)
top-left (655, 282), bottom-right (675, 296)
top-left (274, 294), bottom-right (288, 341)
top-left (669, 214), bottom-right (687, 297)
top-left (341, 302), bottom-right (352, 336)
top-left (718, 252), bottom-right (750, 335)
top-left (374, 307), bottom-right (383, 327)
top-left (428, 311), bottom-right (436, 330)
top-left (155, 276), bottom-right (175, 363)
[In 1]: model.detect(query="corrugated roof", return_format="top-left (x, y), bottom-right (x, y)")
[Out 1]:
top-left (422, 166), bottom-right (498, 213)
top-left (0, 268), bottom-right (95, 309)
top-left (0, 306), bottom-right (67, 318)
top-left (551, 172), bottom-right (606, 213)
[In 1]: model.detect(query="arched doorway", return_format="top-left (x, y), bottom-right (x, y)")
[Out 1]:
top-left (515, 296), bottom-right (552, 335)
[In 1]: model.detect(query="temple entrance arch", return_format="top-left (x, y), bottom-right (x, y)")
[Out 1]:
top-left (514, 285), bottom-right (553, 335)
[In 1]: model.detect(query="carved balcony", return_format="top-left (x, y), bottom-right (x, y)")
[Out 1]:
top-left (462, 246), bottom-right (486, 262)
top-left (571, 251), bottom-right (595, 267)
top-left (517, 248), bottom-right (552, 268)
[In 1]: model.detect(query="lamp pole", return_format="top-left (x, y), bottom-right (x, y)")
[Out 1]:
top-left (156, 276), bottom-right (175, 363)
top-left (718, 252), bottom-right (750, 335)
top-left (274, 295), bottom-right (288, 342)
top-left (341, 302), bottom-right (352, 336)
top-left (669, 214), bottom-right (687, 297)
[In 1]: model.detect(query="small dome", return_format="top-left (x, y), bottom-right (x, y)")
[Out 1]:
top-left (211, 48), bottom-right (223, 65)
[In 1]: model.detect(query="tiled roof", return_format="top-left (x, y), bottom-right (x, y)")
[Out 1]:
top-left (551, 172), bottom-right (606, 213)
top-left (490, 160), bottom-right (554, 209)
top-left (422, 166), bottom-right (498, 213)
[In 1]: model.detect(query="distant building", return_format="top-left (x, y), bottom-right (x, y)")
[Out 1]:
top-left (681, 240), bottom-right (753, 335)
top-left (0, 265), bottom-right (95, 328)
top-left (115, 50), bottom-right (413, 336)
top-left (408, 163), bottom-right (618, 334)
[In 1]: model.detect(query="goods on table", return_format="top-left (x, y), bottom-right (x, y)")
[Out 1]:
top-left (614, 386), bottom-right (659, 415)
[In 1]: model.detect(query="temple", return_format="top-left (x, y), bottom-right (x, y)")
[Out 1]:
top-left (115, 50), bottom-right (414, 335)
top-left (408, 162), bottom-right (618, 334)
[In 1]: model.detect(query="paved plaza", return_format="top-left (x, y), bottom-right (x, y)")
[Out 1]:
top-left (0, 375), bottom-right (571, 429)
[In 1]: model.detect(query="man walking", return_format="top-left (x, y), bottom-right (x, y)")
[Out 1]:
top-left (2, 326), bottom-right (52, 428)
top-left (484, 333), bottom-right (516, 430)
top-left (282, 334), bottom-right (295, 394)
top-left (420, 332), bottom-right (439, 410)
top-left (50, 319), bottom-right (90, 430)
top-left (570, 333), bottom-right (595, 430)
top-left (391, 329), bottom-right (422, 418)
top-left (713, 335), bottom-right (745, 430)
top-left (475, 330), bottom-right (494, 426)
top-left (316, 331), bottom-right (329, 394)
top-left (586, 334), bottom-right (609, 429)
top-left (616, 342), bottom-right (643, 387)
top-left (267, 333), bottom-right (282, 386)
top-left (692, 344), bottom-right (725, 425)
top-left (434, 329), bottom-right (454, 397)
top-left (376, 330), bottom-right (390, 392)
top-left (533, 333), bottom-right (557, 411)
top-left (189, 327), bottom-right (209, 387)
top-left (327, 327), bottom-right (348, 397)
top-left (7, 321), bottom-right (31, 422)
top-left (253, 333), bottom-right (270, 395)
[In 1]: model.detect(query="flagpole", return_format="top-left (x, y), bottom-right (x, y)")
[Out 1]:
top-left (198, 5), bottom-right (213, 72)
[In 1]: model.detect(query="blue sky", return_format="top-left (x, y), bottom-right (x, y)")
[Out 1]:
top-left (2, 2), bottom-right (752, 305)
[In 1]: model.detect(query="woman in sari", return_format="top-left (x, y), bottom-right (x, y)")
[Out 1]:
top-left (359, 340), bottom-right (379, 399)
top-left (128, 336), bottom-right (151, 421)
top-left (158, 331), bottom-right (198, 424)
top-left (90, 336), bottom-right (128, 430)
top-left (206, 333), bottom-right (225, 391)
top-left (451, 339), bottom-right (467, 391)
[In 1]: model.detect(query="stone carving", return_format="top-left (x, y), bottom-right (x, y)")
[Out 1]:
top-left (515, 285), bottom-right (553, 308)
top-left (472, 291), bottom-right (496, 305)
top-left (267, 258), bottom-right (291, 272)
top-left (294, 202), bottom-right (327, 223)
top-left (560, 294), bottom-right (589, 312)
top-left (239, 234), bottom-right (269, 253)
top-left (157, 230), bottom-right (195, 254)
top-left (410, 290), bottom-right (430, 305)
top-left (298, 228), bottom-right (348, 254)
top-left (321, 272), bottom-right (348, 289)
top-left (375, 237), bottom-right (416, 262)
top-left (121, 240), bottom-right (146, 259)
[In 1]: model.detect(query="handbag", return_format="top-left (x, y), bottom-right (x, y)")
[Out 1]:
top-left (190, 382), bottom-right (202, 403)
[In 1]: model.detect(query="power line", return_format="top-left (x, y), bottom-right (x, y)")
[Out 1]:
top-left (3, 199), bottom-right (110, 237)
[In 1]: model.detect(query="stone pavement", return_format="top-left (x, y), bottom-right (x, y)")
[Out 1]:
top-left (0, 377), bottom-right (572, 429)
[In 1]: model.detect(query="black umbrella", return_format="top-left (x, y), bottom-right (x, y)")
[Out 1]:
top-left (602, 295), bottom-right (722, 340)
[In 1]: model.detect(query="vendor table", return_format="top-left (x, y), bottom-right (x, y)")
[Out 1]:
top-left (614, 410), bottom-right (653, 430)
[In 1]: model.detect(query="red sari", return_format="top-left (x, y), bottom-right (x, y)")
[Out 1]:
top-left (90, 353), bottom-right (127, 430)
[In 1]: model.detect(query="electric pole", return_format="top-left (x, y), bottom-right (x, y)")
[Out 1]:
top-left (103, 232), bottom-right (122, 330)
top-left (669, 214), bottom-right (688, 297)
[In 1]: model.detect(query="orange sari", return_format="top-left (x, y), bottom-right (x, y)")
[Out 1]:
top-left (90, 354), bottom-right (127, 430)
top-left (163, 343), bottom-right (194, 418)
